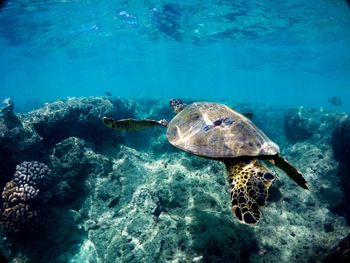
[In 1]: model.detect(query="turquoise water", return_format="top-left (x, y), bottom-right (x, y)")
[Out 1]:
top-left (1, 0), bottom-right (350, 112)
top-left (2, 1), bottom-right (350, 262)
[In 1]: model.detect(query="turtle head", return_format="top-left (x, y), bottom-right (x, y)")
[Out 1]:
top-left (170, 98), bottom-right (187, 114)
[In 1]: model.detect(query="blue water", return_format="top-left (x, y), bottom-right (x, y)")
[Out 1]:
top-left (1, 0), bottom-right (350, 112)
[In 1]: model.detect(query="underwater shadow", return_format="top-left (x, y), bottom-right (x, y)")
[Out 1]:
top-left (189, 208), bottom-right (259, 263)
top-left (331, 116), bottom-right (350, 224)
top-left (4, 207), bottom-right (86, 263)
top-left (330, 163), bottom-right (350, 225)
top-left (0, 0), bottom-right (5, 9)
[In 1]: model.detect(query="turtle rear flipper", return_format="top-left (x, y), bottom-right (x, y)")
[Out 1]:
top-left (224, 159), bottom-right (275, 224)
top-left (102, 117), bottom-right (167, 131)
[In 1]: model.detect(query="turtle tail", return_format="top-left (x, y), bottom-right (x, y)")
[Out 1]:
top-left (224, 159), bottom-right (275, 224)
top-left (271, 155), bottom-right (308, 190)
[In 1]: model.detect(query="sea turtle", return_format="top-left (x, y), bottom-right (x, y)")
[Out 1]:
top-left (102, 99), bottom-right (308, 224)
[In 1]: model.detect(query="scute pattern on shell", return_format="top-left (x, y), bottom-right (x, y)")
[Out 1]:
top-left (166, 102), bottom-right (279, 158)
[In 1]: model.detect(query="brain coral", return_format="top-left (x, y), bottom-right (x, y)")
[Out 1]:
top-left (0, 203), bottom-right (43, 232)
top-left (0, 161), bottom-right (51, 232)
top-left (13, 161), bottom-right (51, 188)
top-left (1, 180), bottom-right (39, 204)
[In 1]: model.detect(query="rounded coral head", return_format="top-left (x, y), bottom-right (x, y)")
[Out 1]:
top-left (170, 98), bottom-right (187, 114)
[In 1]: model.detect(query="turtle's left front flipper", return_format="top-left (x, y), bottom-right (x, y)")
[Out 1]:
top-left (102, 117), bottom-right (168, 131)
top-left (224, 159), bottom-right (275, 224)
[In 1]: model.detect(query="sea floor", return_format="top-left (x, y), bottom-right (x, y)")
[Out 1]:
top-left (0, 96), bottom-right (349, 263)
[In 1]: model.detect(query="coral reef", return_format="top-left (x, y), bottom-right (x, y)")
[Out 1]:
top-left (0, 98), bottom-right (22, 129)
top-left (284, 106), bottom-right (342, 144)
top-left (0, 202), bottom-right (43, 232)
top-left (0, 97), bottom-right (141, 185)
top-left (49, 136), bottom-right (112, 205)
top-left (24, 97), bottom-right (120, 147)
top-left (0, 116), bottom-right (43, 187)
top-left (13, 161), bottom-right (51, 190)
top-left (0, 97), bottom-right (349, 262)
top-left (0, 161), bottom-right (51, 232)
top-left (284, 107), bottom-right (320, 142)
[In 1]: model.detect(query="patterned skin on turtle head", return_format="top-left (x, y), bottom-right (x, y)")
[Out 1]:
top-left (170, 98), bottom-right (187, 114)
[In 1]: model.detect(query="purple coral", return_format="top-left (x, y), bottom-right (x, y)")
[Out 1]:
top-left (13, 161), bottom-right (51, 188)
top-left (1, 181), bottom-right (39, 204)
top-left (0, 161), bottom-right (51, 232)
top-left (0, 203), bottom-right (43, 232)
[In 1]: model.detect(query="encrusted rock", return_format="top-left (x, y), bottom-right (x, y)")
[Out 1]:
top-left (332, 115), bottom-right (350, 164)
top-left (24, 97), bottom-right (133, 146)
top-left (284, 107), bottom-right (343, 144)
top-left (284, 107), bottom-right (319, 142)
top-left (0, 118), bottom-right (44, 185)
top-left (0, 98), bottom-right (22, 129)
top-left (322, 233), bottom-right (350, 262)
top-left (332, 115), bottom-right (350, 223)
top-left (0, 97), bottom-right (349, 262)
top-left (49, 137), bottom-right (112, 203)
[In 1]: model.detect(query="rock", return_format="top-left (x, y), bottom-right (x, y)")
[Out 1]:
top-left (78, 147), bottom-right (258, 262)
top-left (49, 137), bottom-right (112, 204)
top-left (24, 97), bottom-right (133, 147)
top-left (83, 220), bottom-right (99, 231)
top-left (0, 97), bottom-right (349, 263)
top-left (0, 98), bottom-right (22, 129)
top-left (331, 115), bottom-right (350, 223)
top-left (284, 107), bottom-right (320, 142)
top-left (332, 115), bottom-right (350, 164)
top-left (322, 233), bottom-right (350, 263)
top-left (68, 239), bottom-right (99, 263)
top-left (68, 209), bottom-right (82, 224)
top-left (0, 116), bottom-right (44, 185)
top-left (284, 107), bottom-right (343, 144)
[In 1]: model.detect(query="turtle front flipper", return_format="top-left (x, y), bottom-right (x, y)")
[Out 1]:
top-left (271, 155), bottom-right (308, 189)
top-left (224, 159), bottom-right (275, 224)
top-left (102, 117), bottom-right (168, 131)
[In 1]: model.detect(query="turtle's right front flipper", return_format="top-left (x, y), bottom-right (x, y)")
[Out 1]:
top-left (102, 117), bottom-right (168, 131)
top-left (224, 159), bottom-right (275, 224)
top-left (272, 155), bottom-right (308, 190)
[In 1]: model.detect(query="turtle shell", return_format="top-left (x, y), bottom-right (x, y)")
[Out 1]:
top-left (166, 102), bottom-right (279, 159)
